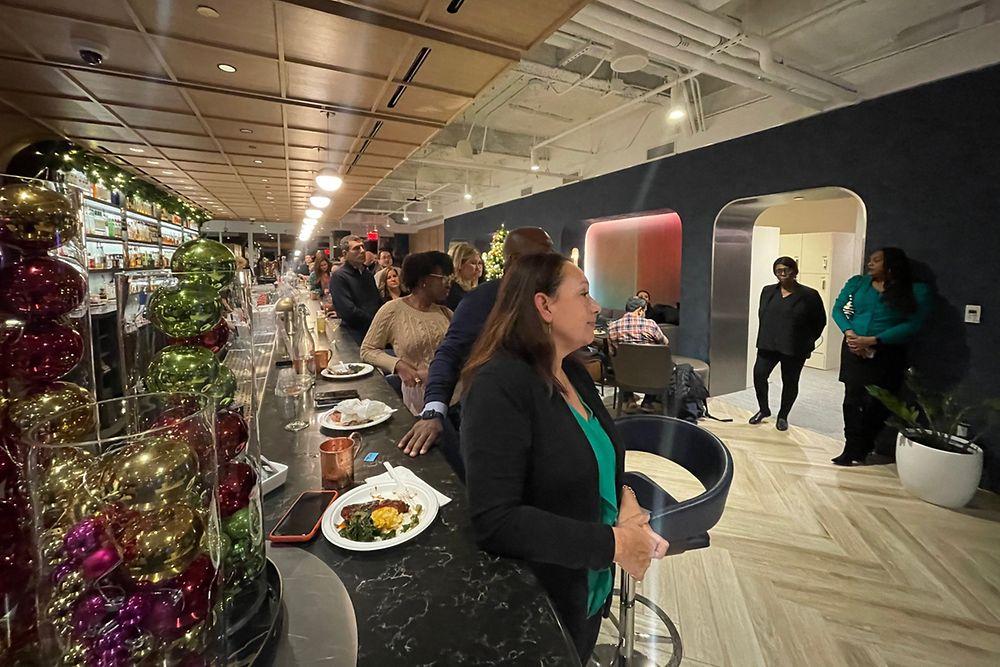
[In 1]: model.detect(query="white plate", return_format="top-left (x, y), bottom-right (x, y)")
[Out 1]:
top-left (320, 363), bottom-right (374, 380)
top-left (319, 404), bottom-right (393, 431)
top-left (321, 481), bottom-right (439, 551)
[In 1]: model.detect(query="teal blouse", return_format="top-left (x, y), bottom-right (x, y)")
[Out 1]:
top-left (567, 400), bottom-right (619, 618)
top-left (832, 275), bottom-right (931, 345)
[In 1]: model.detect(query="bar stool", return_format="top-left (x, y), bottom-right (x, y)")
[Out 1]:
top-left (594, 415), bottom-right (733, 667)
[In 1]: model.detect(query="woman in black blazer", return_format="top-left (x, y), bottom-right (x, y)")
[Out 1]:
top-left (750, 256), bottom-right (828, 431)
top-left (461, 253), bottom-right (667, 662)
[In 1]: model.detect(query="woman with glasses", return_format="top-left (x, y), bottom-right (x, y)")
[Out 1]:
top-left (446, 242), bottom-right (483, 311)
top-left (361, 251), bottom-right (454, 414)
top-left (749, 256), bottom-right (827, 431)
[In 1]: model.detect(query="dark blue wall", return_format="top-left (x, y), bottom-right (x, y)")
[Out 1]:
top-left (446, 65), bottom-right (1000, 404)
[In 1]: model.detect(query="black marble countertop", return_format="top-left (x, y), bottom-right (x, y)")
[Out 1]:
top-left (258, 326), bottom-right (579, 666)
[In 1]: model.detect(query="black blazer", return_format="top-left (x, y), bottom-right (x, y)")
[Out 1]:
top-left (330, 263), bottom-right (381, 343)
top-left (756, 283), bottom-right (827, 358)
top-left (461, 352), bottom-right (624, 632)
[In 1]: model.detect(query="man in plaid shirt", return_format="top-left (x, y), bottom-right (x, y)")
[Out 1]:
top-left (608, 296), bottom-right (668, 412)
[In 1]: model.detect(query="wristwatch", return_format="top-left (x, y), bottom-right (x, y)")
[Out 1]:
top-left (420, 409), bottom-right (442, 421)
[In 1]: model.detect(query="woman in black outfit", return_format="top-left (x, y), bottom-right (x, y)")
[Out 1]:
top-left (749, 257), bottom-right (827, 431)
top-left (461, 254), bottom-right (667, 662)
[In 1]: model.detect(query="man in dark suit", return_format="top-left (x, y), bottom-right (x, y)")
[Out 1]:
top-left (397, 227), bottom-right (554, 457)
top-left (329, 235), bottom-right (381, 344)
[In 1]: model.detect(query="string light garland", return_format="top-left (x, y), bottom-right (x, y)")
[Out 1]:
top-left (42, 146), bottom-right (211, 224)
top-left (482, 224), bottom-right (507, 280)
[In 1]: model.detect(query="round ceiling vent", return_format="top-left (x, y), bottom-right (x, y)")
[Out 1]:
top-left (609, 40), bottom-right (649, 74)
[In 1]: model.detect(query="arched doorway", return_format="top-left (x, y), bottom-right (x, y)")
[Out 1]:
top-left (709, 187), bottom-right (867, 397)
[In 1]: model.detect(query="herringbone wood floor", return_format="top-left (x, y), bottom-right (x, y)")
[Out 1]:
top-left (597, 399), bottom-right (1000, 667)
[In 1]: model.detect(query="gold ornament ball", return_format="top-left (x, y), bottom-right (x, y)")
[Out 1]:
top-left (0, 183), bottom-right (78, 251)
top-left (121, 503), bottom-right (204, 582)
top-left (8, 381), bottom-right (94, 443)
top-left (101, 435), bottom-right (200, 510)
top-left (37, 446), bottom-right (93, 508)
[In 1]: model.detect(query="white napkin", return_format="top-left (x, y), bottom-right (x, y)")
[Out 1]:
top-left (331, 398), bottom-right (394, 423)
top-left (327, 360), bottom-right (354, 373)
top-left (365, 466), bottom-right (451, 507)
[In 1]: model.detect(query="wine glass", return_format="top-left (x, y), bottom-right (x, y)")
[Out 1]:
top-left (278, 368), bottom-right (311, 431)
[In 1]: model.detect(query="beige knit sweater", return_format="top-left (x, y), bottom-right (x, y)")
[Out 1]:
top-left (360, 297), bottom-right (452, 379)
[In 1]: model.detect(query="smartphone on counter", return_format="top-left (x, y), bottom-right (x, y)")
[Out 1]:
top-left (268, 490), bottom-right (338, 543)
top-left (315, 389), bottom-right (359, 408)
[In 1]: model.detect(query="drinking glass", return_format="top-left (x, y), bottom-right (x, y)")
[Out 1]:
top-left (278, 368), bottom-right (311, 431)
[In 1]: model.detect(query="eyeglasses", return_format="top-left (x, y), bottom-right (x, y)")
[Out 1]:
top-left (774, 268), bottom-right (794, 276)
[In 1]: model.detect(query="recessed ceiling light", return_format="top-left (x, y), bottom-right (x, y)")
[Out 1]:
top-left (253, 159), bottom-right (262, 164)
top-left (261, 178), bottom-right (268, 182)
top-left (217, 63), bottom-right (237, 73)
top-left (146, 160), bottom-right (160, 165)
top-left (260, 224), bottom-right (266, 228)
top-left (162, 170), bottom-right (175, 175)
top-left (793, 196), bottom-right (805, 201)
top-left (196, 5), bottom-right (220, 18)
top-left (239, 128), bottom-right (253, 134)
top-left (128, 147), bottom-right (144, 153)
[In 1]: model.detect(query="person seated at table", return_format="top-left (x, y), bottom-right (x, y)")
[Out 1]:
top-left (373, 249), bottom-right (395, 285)
top-left (361, 251), bottom-right (454, 415)
top-left (376, 265), bottom-right (404, 304)
top-left (446, 242), bottom-right (482, 311)
top-left (309, 251), bottom-right (334, 304)
top-left (607, 296), bottom-right (669, 413)
top-left (396, 227), bottom-right (554, 457)
top-left (296, 253), bottom-right (313, 276)
top-left (635, 289), bottom-right (679, 325)
top-left (461, 253), bottom-right (668, 662)
top-left (330, 235), bottom-right (382, 344)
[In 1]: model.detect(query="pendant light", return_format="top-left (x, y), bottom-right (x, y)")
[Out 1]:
top-left (315, 112), bottom-right (344, 192)
top-left (305, 208), bottom-right (322, 219)
top-left (309, 193), bottom-right (331, 209)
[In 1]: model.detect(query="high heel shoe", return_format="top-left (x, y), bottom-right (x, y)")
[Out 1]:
top-left (831, 453), bottom-right (859, 466)
top-left (748, 410), bottom-right (771, 425)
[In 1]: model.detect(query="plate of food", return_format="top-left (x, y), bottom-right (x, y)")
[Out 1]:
top-left (320, 398), bottom-right (394, 431)
top-left (320, 362), bottom-right (374, 380)
top-left (321, 481), bottom-right (439, 551)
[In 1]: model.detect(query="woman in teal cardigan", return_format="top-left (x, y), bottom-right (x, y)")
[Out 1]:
top-left (831, 247), bottom-right (931, 465)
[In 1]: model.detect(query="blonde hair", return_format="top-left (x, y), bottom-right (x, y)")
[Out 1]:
top-left (449, 242), bottom-right (480, 292)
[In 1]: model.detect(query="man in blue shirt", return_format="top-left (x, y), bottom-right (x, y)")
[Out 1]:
top-left (397, 227), bottom-right (554, 457)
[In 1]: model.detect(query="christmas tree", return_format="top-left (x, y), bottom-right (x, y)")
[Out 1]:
top-left (482, 224), bottom-right (507, 280)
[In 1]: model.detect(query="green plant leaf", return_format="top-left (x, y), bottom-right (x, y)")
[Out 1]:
top-left (866, 385), bottom-right (919, 426)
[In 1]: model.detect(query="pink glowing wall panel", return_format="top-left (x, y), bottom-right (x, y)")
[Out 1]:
top-left (584, 212), bottom-right (682, 310)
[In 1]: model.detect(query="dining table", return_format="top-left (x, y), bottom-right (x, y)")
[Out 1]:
top-left (257, 304), bottom-right (581, 665)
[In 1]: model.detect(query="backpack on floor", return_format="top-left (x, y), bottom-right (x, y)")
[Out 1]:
top-left (670, 363), bottom-right (732, 423)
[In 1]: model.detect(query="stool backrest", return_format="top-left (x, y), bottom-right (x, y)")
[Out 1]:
top-left (615, 415), bottom-right (733, 551)
top-left (611, 343), bottom-right (673, 393)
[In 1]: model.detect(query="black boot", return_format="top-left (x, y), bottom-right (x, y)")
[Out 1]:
top-left (776, 417), bottom-right (788, 431)
top-left (748, 409), bottom-right (771, 425)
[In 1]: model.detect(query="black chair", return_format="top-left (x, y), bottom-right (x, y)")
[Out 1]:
top-left (596, 415), bottom-right (733, 667)
top-left (609, 343), bottom-right (674, 416)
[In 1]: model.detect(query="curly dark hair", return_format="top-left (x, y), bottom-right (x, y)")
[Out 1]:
top-left (878, 247), bottom-right (917, 314)
top-left (399, 251), bottom-right (453, 292)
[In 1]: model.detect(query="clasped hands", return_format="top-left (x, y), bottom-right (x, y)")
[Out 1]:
top-left (844, 330), bottom-right (877, 357)
top-left (612, 486), bottom-right (669, 581)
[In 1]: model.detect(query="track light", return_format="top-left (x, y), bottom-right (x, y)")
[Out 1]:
top-left (426, 200), bottom-right (433, 212)
top-left (305, 208), bottom-right (322, 219)
top-left (309, 193), bottom-right (331, 209)
top-left (529, 149), bottom-right (540, 171)
top-left (463, 184), bottom-right (472, 201)
top-left (667, 105), bottom-right (687, 121)
top-left (315, 168), bottom-right (343, 192)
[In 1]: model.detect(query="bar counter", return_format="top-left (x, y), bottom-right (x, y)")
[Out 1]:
top-left (258, 318), bottom-right (579, 665)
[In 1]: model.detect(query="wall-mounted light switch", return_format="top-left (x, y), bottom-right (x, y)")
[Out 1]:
top-left (964, 305), bottom-right (981, 324)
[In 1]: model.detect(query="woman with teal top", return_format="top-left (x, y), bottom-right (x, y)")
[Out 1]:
top-left (461, 253), bottom-right (668, 661)
top-left (832, 247), bottom-right (931, 465)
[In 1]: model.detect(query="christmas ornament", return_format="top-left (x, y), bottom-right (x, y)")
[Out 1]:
top-left (117, 591), bottom-right (152, 630)
top-left (0, 319), bottom-right (83, 382)
top-left (152, 406), bottom-right (214, 465)
top-left (167, 318), bottom-right (230, 353)
top-left (80, 546), bottom-right (121, 580)
top-left (0, 255), bottom-right (86, 319)
top-left (214, 410), bottom-right (248, 461)
top-left (217, 461), bottom-right (256, 517)
top-left (147, 284), bottom-right (222, 338)
top-left (7, 381), bottom-right (94, 442)
top-left (120, 504), bottom-right (204, 582)
top-left (37, 447), bottom-right (94, 512)
top-left (145, 345), bottom-right (219, 395)
top-left (208, 364), bottom-right (237, 409)
top-left (174, 554), bottom-right (214, 621)
top-left (0, 184), bottom-right (77, 251)
top-left (101, 435), bottom-right (199, 510)
top-left (170, 238), bottom-right (236, 291)
top-left (71, 592), bottom-right (110, 637)
top-left (64, 516), bottom-right (104, 560)
top-left (223, 506), bottom-right (252, 540)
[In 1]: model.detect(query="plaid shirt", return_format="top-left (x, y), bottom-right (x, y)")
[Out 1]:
top-left (607, 311), bottom-right (667, 346)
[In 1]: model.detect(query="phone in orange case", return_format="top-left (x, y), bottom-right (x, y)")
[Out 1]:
top-left (268, 490), bottom-right (338, 543)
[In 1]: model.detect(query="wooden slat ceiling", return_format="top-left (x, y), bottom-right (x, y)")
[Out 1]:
top-left (0, 0), bottom-right (588, 224)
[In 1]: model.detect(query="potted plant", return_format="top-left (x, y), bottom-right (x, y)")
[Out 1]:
top-left (867, 371), bottom-right (999, 508)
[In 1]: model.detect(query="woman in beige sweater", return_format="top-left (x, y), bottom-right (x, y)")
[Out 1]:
top-left (361, 251), bottom-right (454, 414)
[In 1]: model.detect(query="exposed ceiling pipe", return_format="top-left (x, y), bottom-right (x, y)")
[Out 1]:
top-left (585, 3), bottom-right (831, 103)
top-left (632, 0), bottom-right (859, 101)
top-left (546, 30), bottom-right (688, 80)
top-left (408, 157), bottom-right (578, 178)
top-left (573, 11), bottom-right (825, 110)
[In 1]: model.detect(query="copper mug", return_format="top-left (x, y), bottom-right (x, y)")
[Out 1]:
top-left (320, 432), bottom-right (363, 489)
top-left (314, 349), bottom-right (331, 373)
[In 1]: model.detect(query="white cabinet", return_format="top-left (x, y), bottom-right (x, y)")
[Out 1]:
top-left (778, 232), bottom-right (856, 370)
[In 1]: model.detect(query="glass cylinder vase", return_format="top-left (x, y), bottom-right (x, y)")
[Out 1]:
top-left (115, 256), bottom-right (264, 599)
top-left (25, 392), bottom-right (224, 666)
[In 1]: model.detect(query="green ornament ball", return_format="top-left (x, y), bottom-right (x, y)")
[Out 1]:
top-left (172, 238), bottom-right (236, 290)
top-left (147, 284), bottom-right (222, 338)
top-left (218, 531), bottom-right (231, 560)
top-left (208, 364), bottom-right (237, 409)
top-left (0, 184), bottom-right (77, 251)
top-left (146, 344), bottom-right (219, 395)
top-left (223, 506), bottom-right (251, 540)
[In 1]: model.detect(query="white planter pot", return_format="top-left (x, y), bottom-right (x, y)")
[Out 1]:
top-left (895, 431), bottom-right (983, 508)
